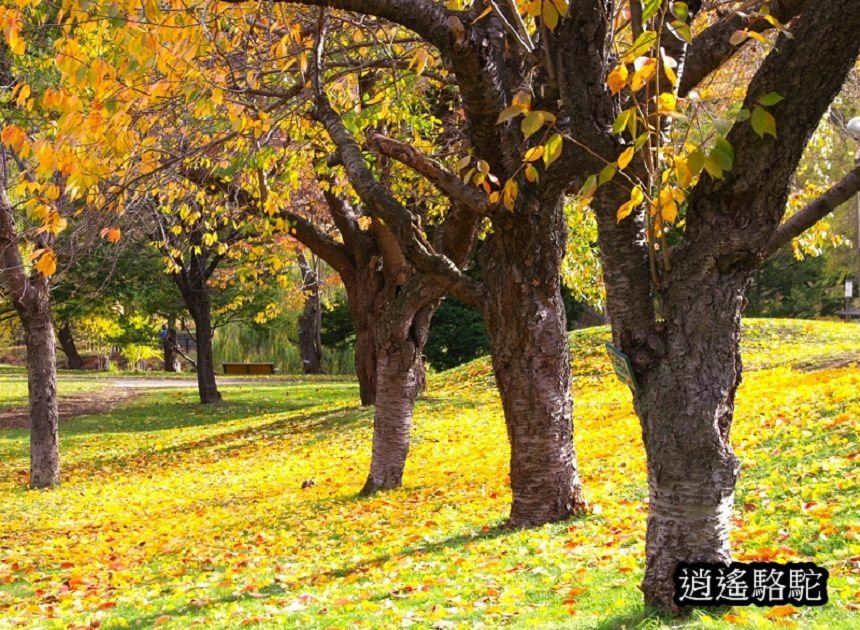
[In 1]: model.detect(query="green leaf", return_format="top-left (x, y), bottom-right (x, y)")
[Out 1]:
top-left (751, 105), bottom-right (777, 138)
top-left (544, 133), bottom-right (563, 167)
top-left (642, 0), bottom-right (661, 22)
top-left (712, 137), bottom-right (734, 171)
top-left (758, 92), bottom-right (785, 107)
top-left (623, 31), bottom-right (657, 62)
top-left (612, 109), bottom-right (631, 135)
top-left (687, 148), bottom-right (704, 177)
top-left (598, 164), bottom-right (617, 185)
top-left (521, 111), bottom-right (544, 139)
top-left (670, 2), bottom-right (689, 21)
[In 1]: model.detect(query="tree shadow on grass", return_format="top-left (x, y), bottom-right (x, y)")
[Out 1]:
top-left (60, 403), bottom-right (372, 480)
top-left (121, 525), bottom-right (516, 629)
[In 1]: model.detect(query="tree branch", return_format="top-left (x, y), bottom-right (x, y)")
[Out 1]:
top-left (765, 164), bottom-right (860, 258)
top-left (679, 0), bottom-right (807, 97)
top-left (310, 15), bottom-right (485, 308)
top-left (257, 0), bottom-right (454, 52)
top-left (366, 132), bottom-right (490, 214)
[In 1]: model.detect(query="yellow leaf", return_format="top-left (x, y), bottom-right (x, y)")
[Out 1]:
top-left (14, 83), bottom-right (30, 108)
top-left (607, 64), bottom-right (628, 95)
top-left (630, 59), bottom-right (657, 92)
top-left (617, 146), bottom-right (634, 170)
top-left (616, 201), bottom-right (634, 222)
top-left (524, 145), bottom-right (544, 162)
top-left (502, 179), bottom-right (518, 211)
top-left (1, 125), bottom-right (26, 153)
top-left (657, 92), bottom-right (676, 114)
top-left (34, 249), bottom-right (57, 277)
top-left (521, 111), bottom-right (544, 139)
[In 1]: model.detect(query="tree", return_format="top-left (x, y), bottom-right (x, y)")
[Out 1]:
top-left (262, 0), bottom-right (858, 603)
top-left (0, 26), bottom-right (62, 488)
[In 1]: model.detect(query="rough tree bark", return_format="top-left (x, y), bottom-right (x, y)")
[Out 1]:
top-left (297, 251), bottom-right (323, 374)
top-left (58, 321), bottom-right (84, 369)
top-left (1, 150), bottom-right (60, 489)
top-left (590, 1), bottom-right (860, 610)
top-left (481, 190), bottom-right (585, 525)
top-left (360, 298), bottom-right (435, 494)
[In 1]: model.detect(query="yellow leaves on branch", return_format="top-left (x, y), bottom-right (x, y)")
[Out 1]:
top-left (616, 185), bottom-right (643, 222)
top-left (607, 64), bottom-right (628, 95)
top-left (1, 125), bottom-right (28, 155)
top-left (30, 248), bottom-right (57, 276)
top-left (0, 6), bottom-right (26, 55)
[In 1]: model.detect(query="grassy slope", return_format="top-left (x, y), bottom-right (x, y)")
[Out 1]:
top-left (0, 319), bottom-right (858, 629)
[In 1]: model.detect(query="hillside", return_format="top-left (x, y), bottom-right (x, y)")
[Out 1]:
top-left (0, 319), bottom-right (859, 628)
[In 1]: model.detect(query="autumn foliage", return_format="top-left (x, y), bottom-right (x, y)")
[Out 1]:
top-left (1, 320), bottom-right (859, 628)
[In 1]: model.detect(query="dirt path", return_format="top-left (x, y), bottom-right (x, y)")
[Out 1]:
top-left (0, 387), bottom-right (139, 430)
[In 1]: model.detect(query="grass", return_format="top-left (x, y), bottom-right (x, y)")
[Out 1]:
top-left (0, 319), bottom-right (859, 628)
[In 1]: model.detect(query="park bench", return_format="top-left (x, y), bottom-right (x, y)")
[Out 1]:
top-left (222, 362), bottom-right (276, 375)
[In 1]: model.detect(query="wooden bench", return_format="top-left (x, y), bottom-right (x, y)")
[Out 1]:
top-left (222, 362), bottom-right (276, 375)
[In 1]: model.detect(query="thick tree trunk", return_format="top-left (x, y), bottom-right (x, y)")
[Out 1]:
top-left (297, 253), bottom-right (323, 374)
top-left (481, 191), bottom-right (585, 526)
top-left (635, 272), bottom-right (746, 611)
top-left (360, 304), bottom-right (433, 494)
top-left (58, 321), bottom-right (84, 370)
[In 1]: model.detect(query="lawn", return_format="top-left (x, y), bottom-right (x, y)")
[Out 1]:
top-left (0, 319), bottom-right (859, 628)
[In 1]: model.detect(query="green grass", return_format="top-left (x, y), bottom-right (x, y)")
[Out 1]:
top-left (0, 319), bottom-right (859, 629)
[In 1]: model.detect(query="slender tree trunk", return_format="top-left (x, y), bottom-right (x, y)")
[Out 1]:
top-left (163, 315), bottom-right (180, 372)
top-left (360, 303), bottom-right (433, 494)
top-left (636, 272), bottom-right (747, 611)
top-left (21, 303), bottom-right (60, 489)
top-left (191, 307), bottom-right (221, 404)
top-left (481, 191), bottom-right (585, 526)
top-left (58, 321), bottom-right (84, 370)
top-left (297, 252), bottom-right (323, 374)
top-left (174, 271), bottom-right (221, 404)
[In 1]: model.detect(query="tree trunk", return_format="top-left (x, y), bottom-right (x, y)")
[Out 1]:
top-left (173, 270), bottom-right (221, 404)
top-left (57, 321), bottom-right (84, 370)
top-left (297, 252), bottom-right (323, 374)
top-left (360, 303), bottom-right (432, 495)
top-left (1, 152), bottom-right (60, 490)
top-left (353, 318), bottom-right (377, 406)
top-left (22, 306), bottom-right (60, 488)
top-left (192, 308), bottom-right (221, 404)
top-left (343, 263), bottom-right (385, 407)
top-left (481, 191), bottom-right (585, 527)
top-left (636, 272), bottom-right (746, 611)
top-left (163, 315), bottom-right (181, 372)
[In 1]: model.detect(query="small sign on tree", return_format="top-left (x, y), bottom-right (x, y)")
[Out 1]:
top-left (605, 342), bottom-right (639, 394)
